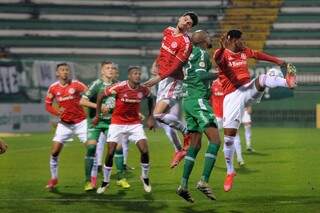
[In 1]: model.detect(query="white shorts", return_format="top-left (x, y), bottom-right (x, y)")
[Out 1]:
top-left (216, 117), bottom-right (223, 130)
top-left (242, 110), bottom-right (252, 123)
top-left (156, 77), bottom-right (182, 107)
top-left (53, 119), bottom-right (87, 143)
top-left (106, 124), bottom-right (147, 144)
top-left (223, 79), bottom-right (263, 129)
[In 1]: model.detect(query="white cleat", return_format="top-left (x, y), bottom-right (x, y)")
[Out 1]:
top-left (140, 176), bottom-right (152, 193)
top-left (96, 182), bottom-right (109, 194)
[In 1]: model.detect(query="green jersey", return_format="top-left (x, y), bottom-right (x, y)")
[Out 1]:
top-left (83, 79), bottom-right (115, 121)
top-left (183, 46), bottom-right (212, 100)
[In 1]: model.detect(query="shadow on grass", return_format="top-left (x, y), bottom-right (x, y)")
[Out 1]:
top-left (243, 151), bottom-right (270, 156)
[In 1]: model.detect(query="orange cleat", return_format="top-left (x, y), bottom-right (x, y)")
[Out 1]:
top-left (285, 63), bottom-right (297, 89)
top-left (224, 173), bottom-right (236, 192)
top-left (46, 178), bottom-right (58, 190)
top-left (170, 150), bottom-right (187, 168)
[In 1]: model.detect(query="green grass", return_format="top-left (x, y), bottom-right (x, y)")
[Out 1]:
top-left (1, 128), bottom-right (320, 213)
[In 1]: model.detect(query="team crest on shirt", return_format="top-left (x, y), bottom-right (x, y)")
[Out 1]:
top-left (68, 88), bottom-right (75, 94)
top-left (137, 92), bottom-right (143, 99)
top-left (241, 53), bottom-right (247, 60)
top-left (171, 42), bottom-right (178, 48)
top-left (199, 62), bottom-right (205, 68)
top-left (57, 92), bottom-right (61, 96)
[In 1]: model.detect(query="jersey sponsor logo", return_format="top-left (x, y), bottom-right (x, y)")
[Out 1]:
top-left (161, 43), bottom-right (175, 55)
top-left (171, 41), bottom-right (178, 48)
top-left (57, 95), bottom-right (75, 102)
top-left (228, 60), bottom-right (247, 67)
top-left (68, 88), bottom-right (75, 94)
top-left (120, 98), bottom-right (141, 103)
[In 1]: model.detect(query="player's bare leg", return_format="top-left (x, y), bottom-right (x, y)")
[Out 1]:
top-left (46, 142), bottom-right (63, 190)
top-left (136, 139), bottom-right (151, 193)
top-left (223, 128), bottom-right (237, 192)
top-left (97, 142), bottom-right (117, 194)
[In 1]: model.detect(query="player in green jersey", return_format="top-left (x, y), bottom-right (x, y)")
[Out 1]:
top-left (177, 30), bottom-right (221, 203)
top-left (80, 61), bottom-right (127, 191)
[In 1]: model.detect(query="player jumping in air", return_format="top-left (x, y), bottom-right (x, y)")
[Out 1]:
top-left (45, 63), bottom-right (88, 190)
top-left (94, 66), bottom-right (155, 194)
top-left (144, 12), bottom-right (199, 168)
top-left (214, 29), bottom-right (297, 192)
top-left (176, 30), bottom-right (221, 203)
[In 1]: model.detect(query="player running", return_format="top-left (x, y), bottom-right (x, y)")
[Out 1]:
top-left (94, 66), bottom-right (155, 194)
top-left (213, 29), bottom-right (297, 192)
top-left (176, 30), bottom-right (221, 203)
top-left (45, 63), bottom-right (88, 190)
top-left (79, 61), bottom-right (119, 191)
top-left (144, 12), bottom-right (199, 167)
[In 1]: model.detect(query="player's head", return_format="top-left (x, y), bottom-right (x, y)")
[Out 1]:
top-left (101, 60), bottom-right (114, 79)
top-left (56, 63), bottom-right (70, 81)
top-left (226, 29), bottom-right (245, 52)
top-left (191, 30), bottom-right (212, 49)
top-left (112, 63), bottom-right (120, 81)
top-left (127, 66), bottom-right (141, 85)
top-left (177, 11), bottom-right (198, 32)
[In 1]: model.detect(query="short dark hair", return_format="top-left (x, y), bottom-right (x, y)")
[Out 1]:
top-left (128, 66), bottom-right (141, 73)
top-left (101, 60), bottom-right (113, 67)
top-left (56, 63), bottom-right (69, 70)
top-left (227, 29), bottom-right (242, 40)
top-left (183, 11), bottom-right (198, 27)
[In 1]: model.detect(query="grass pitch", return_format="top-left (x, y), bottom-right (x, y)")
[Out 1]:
top-left (0, 128), bottom-right (319, 213)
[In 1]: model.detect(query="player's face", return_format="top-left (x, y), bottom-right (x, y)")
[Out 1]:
top-left (204, 34), bottom-right (213, 49)
top-left (177, 15), bottom-right (193, 32)
top-left (128, 69), bottom-right (141, 84)
top-left (112, 67), bottom-right (119, 81)
top-left (56, 65), bottom-right (70, 81)
top-left (234, 37), bottom-right (245, 52)
top-left (101, 63), bottom-right (114, 79)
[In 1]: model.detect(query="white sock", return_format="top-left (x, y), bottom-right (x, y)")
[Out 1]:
top-left (122, 140), bottom-right (129, 165)
top-left (158, 122), bottom-right (182, 151)
top-left (50, 156), bottom-right (58, 179)
top-left (141, 163), bottom-right (150, 179)
top-left (103, 166), bottom-right (112, 183)
top-left (91, 155), bottom-right (98, 177)
top-left (96, 133), bottom-right (106, 166)
top-left (244, 125), bottom-right (252, 148)
top-left (224, 136), bottom-right (235, 175)
top-left (234, 133), bottom-right (244, 162)
top-left (154, 113), bottom-right (188, 134)
top-left (259, 74), bottom-right (287, 88)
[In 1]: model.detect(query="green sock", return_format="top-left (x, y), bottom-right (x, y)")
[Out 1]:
top-left (201, 143), bottom-right (220, 183)
top-left (181, 146), bottom-right (200, 189)
top-left (85, 144), bottom-right (96, 182)
top-left (115, 149), bottom-right (124, 180)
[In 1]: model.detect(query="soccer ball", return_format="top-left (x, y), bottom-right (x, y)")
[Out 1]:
top-left (266, 67), bottom-right (284, 78)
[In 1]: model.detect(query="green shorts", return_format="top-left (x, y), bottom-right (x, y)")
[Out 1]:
top-left (183, 98), bottom-right (217, 132)
top-left (87, 119), bottom-right (110, 141)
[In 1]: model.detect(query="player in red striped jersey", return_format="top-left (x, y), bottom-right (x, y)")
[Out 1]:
top-left (44, 63), bottom-right (88, 190)
top-left (144, 12), bottom-right (199, 168)
top-left (94, 66), bottom-right (155, 194)
top-left (213, 29), bottom-right (297, 192)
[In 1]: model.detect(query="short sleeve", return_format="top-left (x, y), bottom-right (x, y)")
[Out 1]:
top-left (45, 86), bottom-right (55, 104)
top-left (75, 80), bottom-right (88, 93)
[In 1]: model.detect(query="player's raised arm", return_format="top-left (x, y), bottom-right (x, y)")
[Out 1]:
top-left (45, 88), bottom-right (60, 117)
top-left (248, 48), bottom-right (285, 66)
top-left (146, 93), bottom-right (155, 130)
top-left (213, 33), bottom-right (227, 65)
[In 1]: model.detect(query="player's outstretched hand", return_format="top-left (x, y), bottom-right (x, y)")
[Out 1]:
top-left (0, 139), bottom-right (8, 155)
top-left (92, 116), bottom-right (99, 126)
top-left (146, 115), bottom-right (156, 131)
top-left (144, 75), bottom-right (162, 88)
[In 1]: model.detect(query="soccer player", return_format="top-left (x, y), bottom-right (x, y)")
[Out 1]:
top-left (214, 29), bottom-right (297, 192)
top-left (94, 66), bottom-right (155, 194)
top-left (144, 12), bottom-right (199, 167)
top-left (0, 138), bottom-right (8, 155)
top-left (176, 30), bottom-right (221, 203)
top-left (79, 61), bottom-right (118, 191)
top-left (45, 63), bottom-right (88, 190)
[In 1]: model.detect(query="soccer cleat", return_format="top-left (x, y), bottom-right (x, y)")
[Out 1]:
top-left (196, 180), bottom-right (216, 200)
top-left (170, 149), bottom-right (187, 169)
top-left (176, 186), bottom-right (194, 203)
top-left (46, 178), bottom-right (58, 190)
top-left (91, 176), bottom-right (97, 188)
top-left (123, 164), bottom-right (135, 171)
top-left (285, 63), bottom-right (297, 89)
top-left (96, 182), bottom-right (109, 194)
top-left (183, 133), bottom-right (191, 151)
top-left (116, 178), bottom-right (130, 189)
top-left (238, 160), bottom-right (245, 167)
top-left (84, 181), bottom-right (95, 191)
top-left (246, 147), bottom-right (255, 153)
top-left (140, 176), bottom-right (152, 193)
top-left (224, 172), bottom-right (236, 192)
